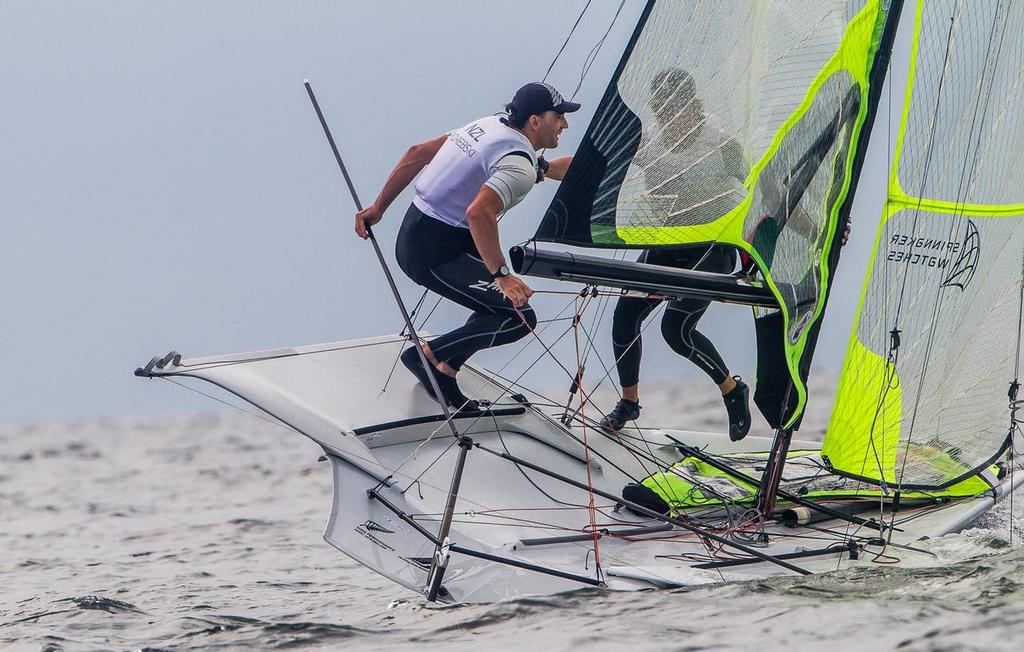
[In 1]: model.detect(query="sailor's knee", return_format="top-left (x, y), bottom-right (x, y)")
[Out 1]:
top-left (660, 311), bottom-right (682, 341)
top-left (518, 304), bottom-right (538, 330)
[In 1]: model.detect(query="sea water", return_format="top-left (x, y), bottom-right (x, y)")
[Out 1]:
top-left (2, 399), bottom-right (1022, 651)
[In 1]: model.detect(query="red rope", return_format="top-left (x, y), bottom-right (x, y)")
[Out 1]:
top-left (513, 295), bottom-right (732, 575)
top-left (570, 295), bottom-right (603, 576)
top-left (512, 300), bottom-right (607, 579)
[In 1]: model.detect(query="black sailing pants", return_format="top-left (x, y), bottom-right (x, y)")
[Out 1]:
top-left (611, 247), bottom-right (736, 388)
top-left (395, 204), bottom-right (537, 370)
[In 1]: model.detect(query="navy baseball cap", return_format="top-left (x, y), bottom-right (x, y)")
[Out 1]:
top-left (509, 82), bottom-right (581, 117)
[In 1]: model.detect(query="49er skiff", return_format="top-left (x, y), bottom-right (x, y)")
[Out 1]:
top-left (138, 0), bottom-right (1024, 602)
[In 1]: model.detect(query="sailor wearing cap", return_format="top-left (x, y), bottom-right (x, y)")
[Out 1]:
top-left (355, 83), bottom-right (580, 411)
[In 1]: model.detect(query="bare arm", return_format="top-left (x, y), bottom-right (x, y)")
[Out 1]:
top-left (466, 186), bottom-right (533, 307)
top-left (354, 135), bottom-right (447, 239)
top-left (466, 186), bottom-right (509, 274)
top-left (543, 155), bottom-right (573, 181)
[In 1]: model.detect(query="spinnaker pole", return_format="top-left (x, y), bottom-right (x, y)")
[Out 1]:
top-left (303, 80), bottom-right (469, 600)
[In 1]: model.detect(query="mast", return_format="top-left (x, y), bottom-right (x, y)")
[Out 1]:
top-left (755, 0), bottom-right (907, 517)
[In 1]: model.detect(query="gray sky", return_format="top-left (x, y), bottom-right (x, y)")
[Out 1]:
top-left (0, 1), bottom-right (894, 425)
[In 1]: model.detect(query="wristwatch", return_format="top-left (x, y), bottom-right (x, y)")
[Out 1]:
top-left (491, 264), bottom-right (510, 280)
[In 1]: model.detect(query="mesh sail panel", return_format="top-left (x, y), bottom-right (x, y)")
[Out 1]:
top-left (823, 0), bottom-right (1024, 489)
top-left (535, 0), bottom-right (894, 426)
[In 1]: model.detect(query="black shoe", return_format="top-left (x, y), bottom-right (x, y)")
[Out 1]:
top-left (400, 347), bottom-right (480, 412)
top-left (400, 347), bottom-right (438, 402)
top-left (601, 399), bottom-right (641, 432)
top-left (723, 376), bottom-right (751, 442)
top-left (434, 372), bottom-right (481, 413)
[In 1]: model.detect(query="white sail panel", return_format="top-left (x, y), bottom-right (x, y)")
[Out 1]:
top-left (896, 0), bottom-right (1024, 205)
top-left (824, 0), bottom-right (1024, 488)
top-left (536, 0), bottom-right (897, 427)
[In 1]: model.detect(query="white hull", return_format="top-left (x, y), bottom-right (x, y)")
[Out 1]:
top-left (138, 335), bottom-right (1024, 602)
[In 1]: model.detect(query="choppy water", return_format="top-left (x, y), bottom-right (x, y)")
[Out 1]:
top-left (2, 408), bottom-right (1023, 651)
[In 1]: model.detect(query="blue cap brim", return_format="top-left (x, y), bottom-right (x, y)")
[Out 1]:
top-left (555, 101), bottom-right (581, 113)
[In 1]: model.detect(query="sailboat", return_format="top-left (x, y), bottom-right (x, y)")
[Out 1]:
top-left (137, 0), bottom-right (1024, 603)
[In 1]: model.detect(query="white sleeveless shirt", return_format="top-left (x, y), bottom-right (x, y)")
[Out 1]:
top-left (414, 115), bottom-right (538, 228)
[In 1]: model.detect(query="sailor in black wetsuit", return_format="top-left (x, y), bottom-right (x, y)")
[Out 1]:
top-left (601, 68), bottom-right (752, 440)
top-left (355, 83), bottom-right (579, 411)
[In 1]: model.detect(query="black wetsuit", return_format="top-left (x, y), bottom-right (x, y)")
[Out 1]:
top-left (396, 204), bottom-right (537, 370)
top-left (611, 246), bottom-right (736, 387)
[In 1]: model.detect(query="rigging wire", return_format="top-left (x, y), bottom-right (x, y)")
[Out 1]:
top-left (847, 2), bottom-right (961, 524)
top-left (158, 0), bottom-right (983, 585)
top-left (568, 0), bottom-right (628, 100)
top-left (569, 293), bottom-right (605, 578)
top-left (509, 300), bottom-right (760, 565)
top-left (387, 291), bottom-right (584, 478)
top-left (896, 1), bottom-right (1012, 492)
top-left (561, 306), bottom-right (749, 522)
top-left (160, 372), bottom-right (676, 565)
top-left (411, 0), bottom-right (629, 338)
top-left (1012, 99), bottom-right (1024, 543)
top-left (542, 0), bottom-right (594, 83)
top-left (158, 366), bottom-right (885, 580)
top-left (856, 16), bottom-right (960, 496)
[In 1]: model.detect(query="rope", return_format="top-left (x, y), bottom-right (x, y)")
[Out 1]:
top-left (568, 1), bottom-right (628, 101)
top-left (570, 294), bottom-right (604, 578)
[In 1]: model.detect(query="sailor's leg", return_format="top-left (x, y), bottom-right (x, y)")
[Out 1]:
top-left (657, 244), bottom-right (739, 385)
top-left (393, 206), bottom-right (496, 408)
top-left (660, 297), bottom-right (729, 385)
top-left (442, 300), bottom-right (537, 371)
top-left (660, 299), bottom-right (749, 440)
top-left (611, 294), bottom-right (661, 389)
top-left (413, 254), bottom-right (535, 405)
top-left (603, 291), bottom-right (660, 431)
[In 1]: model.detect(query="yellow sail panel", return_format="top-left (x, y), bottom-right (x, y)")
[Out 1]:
top-left (822, 336), bottom-right (901, 484)
top-left (536, 1), bottom-right (896, 427)
top-left (640, 450), bottom-right (996, 511)
top-left (824, 0), bottom-right (1024, 489)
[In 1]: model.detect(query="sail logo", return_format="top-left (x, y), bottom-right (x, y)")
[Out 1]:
top-left (354, 520), bottom-right (396, 551)
top-left (885, 232), bottom-right (961, 269)
top-left (940, 220), bottom-right (980, 291)
top-left (361, 520), bottom-right (395, 534)
top-left (884, 221), bottom-right (980, 290)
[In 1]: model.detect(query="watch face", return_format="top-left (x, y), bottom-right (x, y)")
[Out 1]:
top-left (500, 265), bottom-right (510, 275)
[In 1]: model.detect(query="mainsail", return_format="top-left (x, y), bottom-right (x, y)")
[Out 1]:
top-left (823, 0), bottom-right (1024, 489)
top-left (531, 0), bottom-right (900, 426)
